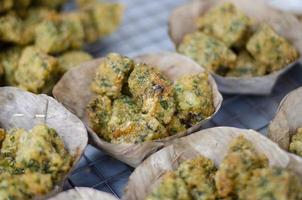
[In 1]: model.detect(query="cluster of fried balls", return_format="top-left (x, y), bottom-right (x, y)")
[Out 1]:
top-left (0, 0), bottom-right (123, 93)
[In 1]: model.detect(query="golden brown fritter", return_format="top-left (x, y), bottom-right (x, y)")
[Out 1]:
top-left (0, 1), bottom-right (123, 93)
top-left (128, 64), bottom-right (175, 124)
top-left (0, 0), bottom-right (13, 13)
top-left (226, 51), bottom-right (267, 77)
top-left (62, 12), bottom-right (85, 50)
top-left (146, 171), bottom-right (192, 200)
top-left (0, 125), bottom-right (72, 180)
top-left (239, 167), bottom-right (302, 200)
top-left (196, 2), bottom-right (251, 47)
top-left (1, 128), bottom-right (24, 159)
top-left (78, 9), bottom-right (99, 43)
top-left (87, 95), bottom-right (112, 141)
top-left (246, 24), bottom-right (299, 72)
top-left (107, 95), bottom-right (140, 134)
top-left (58, 50), bottom-right (92, 74)
top-left (83, 2), bottom-right (123, 37)
top-left (35, 12), bottom-right (84, 54)
top-left (14, 46), bottom-right (59, 94)
top-left (0, 124), bottom-right (72, 199)
top-left (178, 32), bottom-right (237, 73)
top-left (90, 2), bottom-right (124, 37)
top-left (166, 116), bottom-right (186, 135)
top-left (0, 128), bottom-right (23, 175)
top-left (111, 114), bottom-right (168, 144)
top-left (34, 14), bottom-right (70, 54)
top-left (0, 46), bottom-right (23, 85)
top-left (14, 125), bottom-right (72, 180)
top-left (91, 53), bottom-right (134, 98)
top-left (0, 13), bottom-right (24, 44)
top-left (146, 156), bottom-right (217, 200)
top-left (23, 7), bottom-right (57, 44)
top-left (80, 2), bottom-right (123, 42)
top-left (215, 135), bottom-right (269, 198)
top-left (173, 73), bottom-right (215, 126)
top-left (87, 95), bottom-right (168, 144)
top-left (289, 127), bottom-right (302, 157)
top-left (0, 172), bottom-right (53, 200)
top-left (176, 156), bottom-right (217, 200)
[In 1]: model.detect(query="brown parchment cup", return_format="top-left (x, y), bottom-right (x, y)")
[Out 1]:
top-left (168, 0), bottom-right (302, 95)
top-left (123, 126), bottom-right (302, 200)
top-left (49, 187), bottom-right (118, 200)
top-left (268, 87), bottom-right (302, 160)
top-left (53, 52), bottom-right (223, 167)
top-left (0, 87), bottom-right (88, 200)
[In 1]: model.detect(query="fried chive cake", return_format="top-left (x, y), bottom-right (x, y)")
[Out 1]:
top-left (88, 53), bottom-right (215, 144)
top-left (145, 135), bottom-right (302, 200)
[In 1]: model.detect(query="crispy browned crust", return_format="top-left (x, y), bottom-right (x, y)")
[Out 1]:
top-left (0, 87), bottom-right (88, 200)
top-left (53, 52), bottom-right (223, 167)
top-left (123, 127), bottom-right (302, 200)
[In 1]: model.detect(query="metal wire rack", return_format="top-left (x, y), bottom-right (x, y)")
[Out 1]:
top-left (63, 0), bottom-right (302, 198)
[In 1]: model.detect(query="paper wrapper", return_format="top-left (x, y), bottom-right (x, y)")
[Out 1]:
top-left (168, 0), bottom-right (302, 95)
top-left (0, 87), bottom-right (88, 200)
top-left (266, 0), bottom-right (302, 15)
top-left (123, 126), bottom-right (302, 200)
top-left (268, 87), bottom-right (302, 158)
top-left (266, 0), bottom-right (302, 25)
top-left (53, 52), bottom-right (223, 167)
top-left (49, 187), bottom-right (118, 200)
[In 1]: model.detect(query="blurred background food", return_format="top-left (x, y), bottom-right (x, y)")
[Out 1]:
top-left (177, 2), bottom-right (299, 78)
top-left (0, 0), bottom-right (123, 93)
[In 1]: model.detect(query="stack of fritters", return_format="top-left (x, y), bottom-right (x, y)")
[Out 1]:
top-left (87, 53), bottom-right (215, 143)
top-left (0, 125), bottom-right (72, 200)
top-left (146, 135), bottom-right (302, 200)
top-left (178, 3), bottom-right (299, 78)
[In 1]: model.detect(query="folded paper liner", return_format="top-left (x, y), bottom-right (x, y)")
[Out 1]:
top-left (123, 126), bottom-right (302, 200)
top-left (168, 0), bottom-right (302, 95)
top-left (49, 187), bottom-right (118, 200)
top-left (0, 87), bottom-right (88, 200)
top-left (268, 87), bottom-right (302, 159)
top-left (53, 52), bottom-right (223, 167)
top-left (266, 0), bottom-right (302, 15)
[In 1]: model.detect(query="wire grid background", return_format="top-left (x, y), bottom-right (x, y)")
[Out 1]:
top-left (63, 0), bottom-right (302, 198)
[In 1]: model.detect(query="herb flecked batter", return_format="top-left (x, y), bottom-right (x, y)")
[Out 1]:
top-left (178, 2), bottom-right (299, 78)
top-left (146, 135), bottom-right (302, 200)
top-left (87, 53), bottom-right (215, 144)
top-left (0, 124), bottom-right (72, 200)
top-left (289, 128), bottom-right (302, 157)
